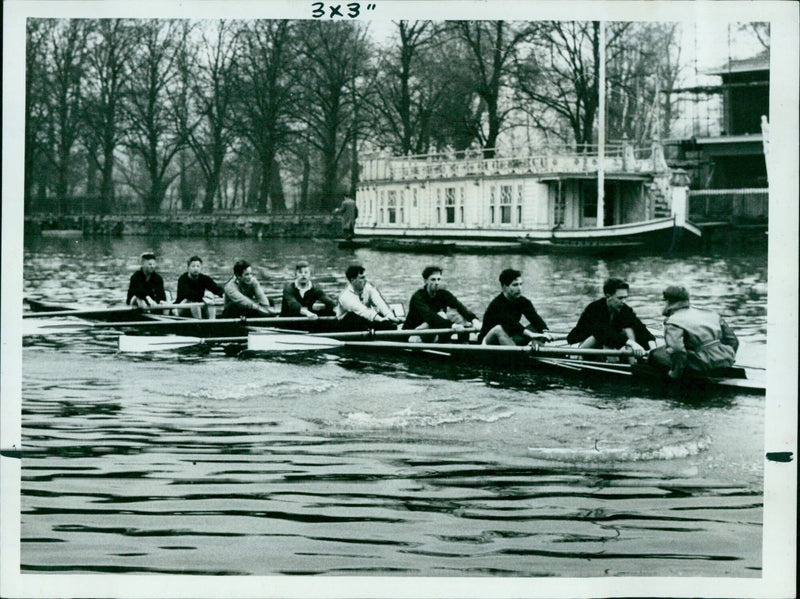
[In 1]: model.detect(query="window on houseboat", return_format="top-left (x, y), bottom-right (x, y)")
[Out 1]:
top-left (460, 187), bottom-right (465, 223)
top-left (490, 186), bottom-right (496, 224)
top-left (413, 188), bottom-right (418, 208)
top-left (554, 182), bottom-right (566, 226)
top-left (500, 185), bottom-right (512, 224)
top-left (445, 187), bottom-right (456, 223)
top-left (517, 185), bottom-right (523, 224)
top-left (436, 188), bottom-right (441, 224)
top-left (387, 191), bottom-right (397, 223)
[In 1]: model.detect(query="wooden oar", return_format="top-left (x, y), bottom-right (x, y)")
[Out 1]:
top-left (117, 328), bottom-right (467, 353)
top-left (246, 334), bottom-right (635, 357)
top-left (23, 302), bottom-right (206, 319)
top-left (118, 335), bottom-right (246, 353)
top-left (24, 315), bottom-right (341, 336)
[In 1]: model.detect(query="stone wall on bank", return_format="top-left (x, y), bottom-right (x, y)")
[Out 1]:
top-left (25, 214), bottom-right (342, 238)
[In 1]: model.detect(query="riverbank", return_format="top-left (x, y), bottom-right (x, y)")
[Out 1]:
top-left (25, 213), bottom-right (340, 238)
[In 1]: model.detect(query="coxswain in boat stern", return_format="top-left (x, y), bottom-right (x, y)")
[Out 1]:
top-left (566, 277), bottom-right (656, 363)
top-left (280, 261), bottom-right (337, 319)
top-left (479, 268), bottom-right (554, 346)
top-left (648, 285), bottom-right (739, 379)
top-left (403, 265), bottom-right (482, 343)
top-left (221, 260), bottom-right (276, 319)
top-left (126, 252), bottom-right (172, 311)
top-left (335, 264), bottom-right (401, 331)
top-left (176, 256), bottom-right (224, 319)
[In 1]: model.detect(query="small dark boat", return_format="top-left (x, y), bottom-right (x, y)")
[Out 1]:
top-left (337, 238), bottom-right (371, 249)
top-left (370, 238), bottom-right (456, 254)
top-left (519, 238), bottom-right (647, 256)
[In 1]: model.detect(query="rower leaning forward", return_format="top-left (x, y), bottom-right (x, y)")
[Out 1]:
top-left (648, 285), bottom-right (739, 379)
top-left (222, 260), bottom-right (276, 319)
top-left (479, 268), bottom-right (553, 345)
top-left (335, 264), bottom-right (400, 331)
top-left (567, 277), bottom-right (656, 361)
top-left (402, 265), bottom-right (481, 343)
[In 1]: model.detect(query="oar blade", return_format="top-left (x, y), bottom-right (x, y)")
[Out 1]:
top-left (118, 335), bottom-right (205, 353)
top-left (248, 333), bottom-right (344, 352)
top-left (23, 319), bottom-right (91, 336)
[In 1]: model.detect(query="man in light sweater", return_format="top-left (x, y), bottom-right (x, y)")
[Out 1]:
top-left (336, 264), bottom-right (400, 331)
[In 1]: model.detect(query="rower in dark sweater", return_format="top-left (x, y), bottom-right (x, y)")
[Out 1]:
top-left (566, 277), bottom-right (656, 359)
top-left (479, 268), bottom-right (553, 345)
top-left (280, 260), bottom-right (336, 318)
top-left (403, 265), bottom-right (482, 342)
top-left (126, 252), bottom-right (171, 309)
top-left (176, 255), bottom-right (224, 319)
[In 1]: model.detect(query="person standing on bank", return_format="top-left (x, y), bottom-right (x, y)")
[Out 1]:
top-left (566, 277), bottom-right (656, 358)
top-left (126, 252), bottom-right (171, 308)
top-left (336, 264), bottom-right (400, 331)
top-left (280, 260), bottom-right (336, 318)
top-left (176, 256), bottom-right (224, 319)
top-left (648, 285), bottom-right (739, 379)
top-left (221, 260), bottom-right (275, 319)
top-left (334, 194), bottom-right (358, 239)
top-left (479, 268), bottom-right (553, 346)
top-left (403, 265), bottom-right (482, 342)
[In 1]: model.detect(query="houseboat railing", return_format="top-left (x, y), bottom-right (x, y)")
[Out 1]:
top-left (360, 143), bottom-right (663, 183)
top-left (687, 188), bottom-right (768, 222)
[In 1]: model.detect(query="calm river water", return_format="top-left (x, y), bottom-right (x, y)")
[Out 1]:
top-left (18, 235), bottom-right (767, 578)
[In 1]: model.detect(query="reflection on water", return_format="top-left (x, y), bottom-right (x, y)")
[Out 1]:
top-left (19, 236), bottom-right (766, 576)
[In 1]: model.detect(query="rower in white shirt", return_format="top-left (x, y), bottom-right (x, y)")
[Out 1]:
top-left (336, 264), bottom-right (401, 331)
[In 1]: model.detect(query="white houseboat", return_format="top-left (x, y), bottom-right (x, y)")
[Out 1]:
top-left (353, 141), bottom-right (702, 253)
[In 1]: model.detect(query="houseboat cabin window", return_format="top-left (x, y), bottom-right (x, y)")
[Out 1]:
top-left (460, 187), bottom-right (465, 223)
top-left (500, 185), bottom-right (512, 224)
top-left (387, 191), bottom-right (397, 223)
top-left (554, 182), bottom-right (566, 226)
top-left (490, 186), bottom-right (496, 224)
top-left (516, 185), bottom-right (523, 224)
top-left (445, 187), bottom-right (456, 223)
top-left (436, 188), bottom-right (442, 224)
top-left (399, 190), bottom-right (405, 223)
top-left (581, 181), bottom-right (598, 227)
top-left (413, 188), bottom-right (417, 208)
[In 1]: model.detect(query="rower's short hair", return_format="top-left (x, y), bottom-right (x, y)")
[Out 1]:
top-left (295, 260), bottom-right (310, 272)
top-left (187, 255), bottom-right (203, 266)
top-left (499, 268), bottom-right (521, 287)
top-left (422, 265), bottom-right (442, 280)
top-left (233, 260), bottom-right (250, 277)
top-left (345, 264), bottom-right (365, 281)
top-left (663, 285), bottom-right (690, 303)
top-left (603, 278), bottom-right (629, 296)
top-left (140, 252), bottom-right (156, 262)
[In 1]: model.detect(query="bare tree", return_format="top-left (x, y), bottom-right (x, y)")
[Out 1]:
top-left (450, 21), bottom-right (534, 157)
top-left (185, 21), bottom-right (239, 214)
top-left (605, 23), bottom-right (682, 144)
top-left (24, 19), bottom-right (55, 210)
top-left (231, 20), bottom-right (298, 213)
top-left (296, 21), bottom-right (371, 211)
top-left (516, 21), bottom-right (630, 151)
top-left (369, 21), bottom-right (444, 155)
top-left (82, 19), bottom-right (137, 214)
top-left (122, 20), bottom-right (191, 214)
top-left (42, 20), bottom-right (88, 213)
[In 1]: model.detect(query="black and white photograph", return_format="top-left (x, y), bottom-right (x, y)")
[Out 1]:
top-left (1, 1), bottom-right (796, 597)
